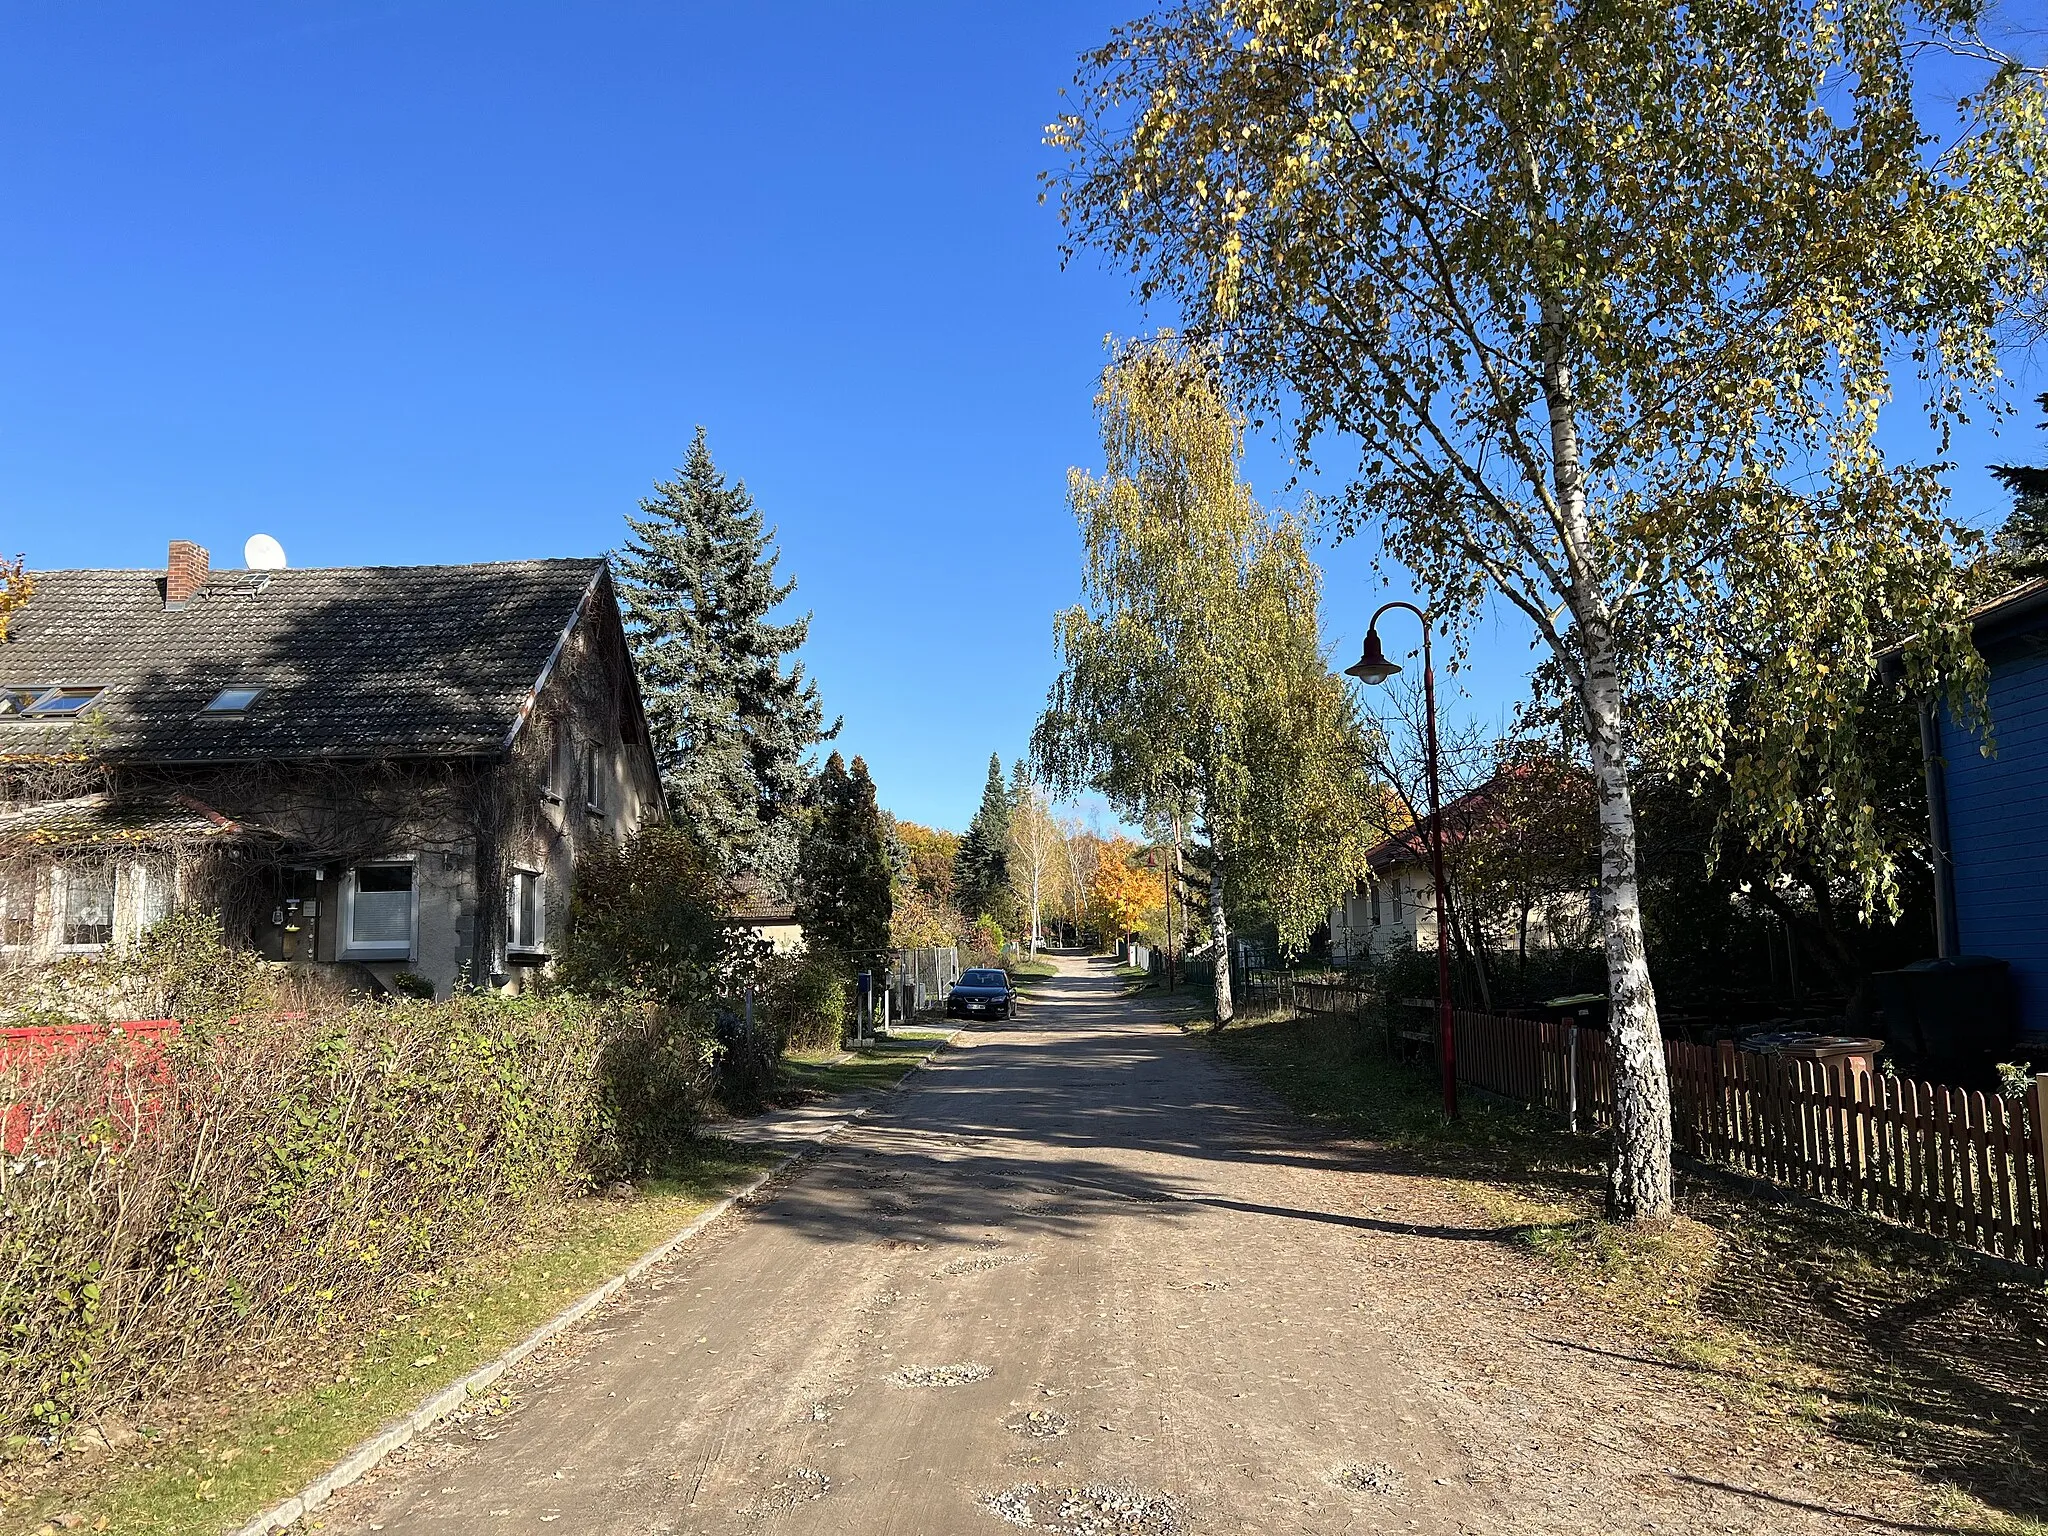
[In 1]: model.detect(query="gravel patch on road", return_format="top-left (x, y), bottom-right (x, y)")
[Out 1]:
top-left (891, 1362), bottom-right (994, 1387)
top-left (1003, 1408), bottom-right (1072, 1439)
top-left (1330, 1461), bottom-right (1405, 1495)
top-left (982, 1481), bottom-right (1183, 1534)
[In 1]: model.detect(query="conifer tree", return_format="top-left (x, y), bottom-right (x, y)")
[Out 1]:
top-left (1992, 394), bottom-right (2048, 583)
top-left (617, 428), bottom-right (837, 888)
top-left (795, 752), bottom-right (894, 968)
top-left (952, 753), bottom-right (1013, 922)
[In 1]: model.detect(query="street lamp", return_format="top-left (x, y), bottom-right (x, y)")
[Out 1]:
top-left (1346, 601), bottom-right (1458, 1120)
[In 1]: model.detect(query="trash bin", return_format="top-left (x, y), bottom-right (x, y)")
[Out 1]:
top-left (1868, 957), bottom-right (2015, 1072)
top-left (1736, 1032), bottom-right (1886, 1080)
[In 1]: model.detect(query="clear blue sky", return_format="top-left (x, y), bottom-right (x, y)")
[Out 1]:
top-left (2, 4), bottom-right (2039, 831)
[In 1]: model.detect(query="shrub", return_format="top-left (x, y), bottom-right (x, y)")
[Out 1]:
top-left (759, 949), bottom-right (849, 1054)
top-left (966, 913), bottom-right (1005, 967)
top-left (555, 826), bottom-right (736, 1006)
top-left (0, 988), bottom-right (706, 1440)
top-left (0, 906), bottom-right (277, 1028)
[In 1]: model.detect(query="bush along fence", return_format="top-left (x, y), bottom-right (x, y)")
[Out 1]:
top-left (1451, 1009), bottom-right (2048, 1268)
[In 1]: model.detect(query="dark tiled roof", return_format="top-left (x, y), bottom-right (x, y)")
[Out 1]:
top-left (0, 560), bottom-right (604, 762)
top-left (0, 792), bottom-right (268, 852)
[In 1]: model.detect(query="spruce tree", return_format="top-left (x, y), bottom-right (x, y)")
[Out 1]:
top-left (617, 428), bottom-right (837, 886)
top-left (1992, 393), bottom-right (2048, 582)
top-left (952, 753), bottom-right (1013, 921)
top-left (795, 752), bottom-right (893, 968)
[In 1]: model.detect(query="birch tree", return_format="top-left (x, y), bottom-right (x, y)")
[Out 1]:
top-left (1007, 764), bottom-right (1064, 953)
top-left (1050, 0), bottom-right (2046, 1218)
top-left (1034, 337), bottom-right (1381, 1023)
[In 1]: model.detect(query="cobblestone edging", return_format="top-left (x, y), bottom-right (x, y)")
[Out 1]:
top-left (233, 1031), bottom-right (957, 1536)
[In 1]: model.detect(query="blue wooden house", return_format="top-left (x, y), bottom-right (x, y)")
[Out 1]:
top-left (1920, 577), bottom-right (2048, 1045)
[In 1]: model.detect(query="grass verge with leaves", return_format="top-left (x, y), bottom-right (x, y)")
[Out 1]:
top-left (1208, 1006), bottom-right (2048, 1534)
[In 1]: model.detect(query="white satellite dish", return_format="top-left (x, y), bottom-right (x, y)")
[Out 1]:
top-left (245, 533), bottom-right (288, 570)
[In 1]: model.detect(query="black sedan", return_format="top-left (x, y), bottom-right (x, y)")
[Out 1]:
top-left (946, 968), bottom-right (1014, 1020)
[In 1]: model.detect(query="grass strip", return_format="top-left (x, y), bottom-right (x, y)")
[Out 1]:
top-left (777, 1033), bottom-right (951, 1100)
top-left (3, 1141), bottom-right (780, 1536)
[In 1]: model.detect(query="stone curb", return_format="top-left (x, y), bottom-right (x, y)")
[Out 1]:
top-left (232, 1031), bottom-right (957, 1536)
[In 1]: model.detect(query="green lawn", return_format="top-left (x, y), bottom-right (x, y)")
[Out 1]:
top-left (775, 1031), bottom-right (952, 1099)
top-left (3, 1142), bottom-right (780, 1536)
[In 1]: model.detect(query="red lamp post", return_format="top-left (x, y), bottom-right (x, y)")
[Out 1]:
top-left (1346, 602), bottom-right (1458, 1120)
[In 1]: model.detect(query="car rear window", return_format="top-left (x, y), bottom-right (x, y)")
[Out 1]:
top-left (961, 970), bottom-right (1006, 985)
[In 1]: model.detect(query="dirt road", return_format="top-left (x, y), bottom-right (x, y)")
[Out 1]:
top-left (322, 955), bottom-right (1925, 1535)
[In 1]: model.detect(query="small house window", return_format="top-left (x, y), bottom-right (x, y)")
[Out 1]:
top-left (21, 687), bottom-right (105, 716)
top-left (1369, 880), bottom-right (1381, 926)
top-left (58, 865), bottom-right (115, 950)
top-left (542, 732), bottom-right (571, 805)
top-left (507, 868), bottom-right (545, 956)
top-left (0, 868), bottom-right (34, 948)
top-left (201, 687), bottom-right (264, 714)
top-left (344, 861), bottom-right (416, 957)
top-left (582, 742), bottom-right (606, 815)
top-left (1392, 881), bottom-right (1403, 923)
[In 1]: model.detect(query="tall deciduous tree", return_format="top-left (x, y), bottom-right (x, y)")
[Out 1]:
top-left (1034, 337), bottom-right (1381, 1024)
top-left (1051, 2), bottom-right (2045, 1218)
top-left (1084, 836), bottom-right (1158, 944)
top-left (618, 428), bottom-right (838, 888)
top-left (1007, 763), bottom-right (1063, 953)
top-left (952, 754), bottom-right (1014, 922)
top-left (794, 752), bottom-right (894, 971)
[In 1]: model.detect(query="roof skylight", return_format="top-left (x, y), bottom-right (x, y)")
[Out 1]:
top-left (17, 687), bottom-right (105, 716)
top-left (202, 687), bottom-right (264, 714)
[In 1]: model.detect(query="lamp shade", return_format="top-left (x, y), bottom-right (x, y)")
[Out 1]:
top-left (1344, 628), bottom-right (1402, 685)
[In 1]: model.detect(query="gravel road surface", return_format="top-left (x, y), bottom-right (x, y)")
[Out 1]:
top-left (319, 953), bottom-right (1930, 1535)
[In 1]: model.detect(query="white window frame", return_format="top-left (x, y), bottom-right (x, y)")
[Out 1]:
top-left (507, 866), bottom-right (546, 958)
top-left (53, 864), bottom-right (117, 953)
top-left (582, 740), bottom-right (606, 816)
top-left (342, 857), bottom-right (419, 960)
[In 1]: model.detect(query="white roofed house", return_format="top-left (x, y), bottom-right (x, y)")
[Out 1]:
top-left (0, 540), bottom-right (663, 1000)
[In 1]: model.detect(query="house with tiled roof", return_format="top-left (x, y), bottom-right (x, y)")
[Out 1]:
top-left (0, 540), bottom-right (663, 997)
top-left (1326, 771), bottom-right (1597, 965)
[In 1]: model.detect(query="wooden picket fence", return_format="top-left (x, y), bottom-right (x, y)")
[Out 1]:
top-left (1452, 1009), bottom-right (2048, 1268)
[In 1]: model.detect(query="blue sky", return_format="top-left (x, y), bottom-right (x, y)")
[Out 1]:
top-left (2, 4), bottom-right (2040, 831)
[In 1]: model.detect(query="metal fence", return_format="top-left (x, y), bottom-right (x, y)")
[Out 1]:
top-left (892, 946), bottom-right (962, 1017)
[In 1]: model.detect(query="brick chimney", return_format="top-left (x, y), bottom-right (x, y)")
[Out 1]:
top-left (166, 540), bottom-right (209, 607)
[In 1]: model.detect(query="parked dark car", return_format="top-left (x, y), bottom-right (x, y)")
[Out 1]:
top-left (947, 968), bottom-right (1013, 1020)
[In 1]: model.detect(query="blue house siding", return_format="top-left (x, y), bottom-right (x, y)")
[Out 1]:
top-left (1940, 644), bottom-right (2048, 1032)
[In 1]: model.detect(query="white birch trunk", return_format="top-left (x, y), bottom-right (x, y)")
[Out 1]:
top-left (1581, 619), bottom-right (1674, 1220)
top-left (1538, 288), bottom-right (1675, 1222)
top-left (1209, 845), bottom-right (1233, 1027)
